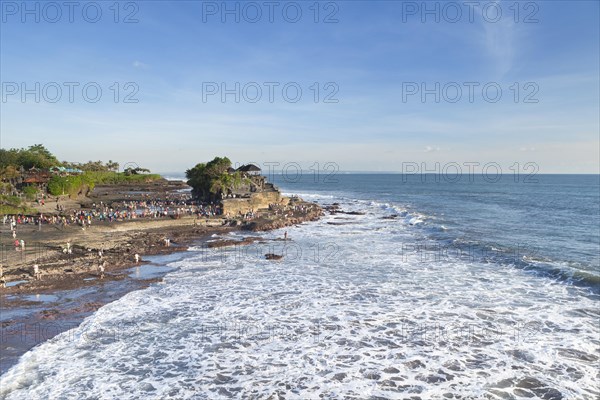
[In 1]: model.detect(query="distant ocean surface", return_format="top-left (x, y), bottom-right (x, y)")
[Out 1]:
top-left (2, 174), bottom-right (599, 399)
top-left (272, 174), bottom-right (600, 287)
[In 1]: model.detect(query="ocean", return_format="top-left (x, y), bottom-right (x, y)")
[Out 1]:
top-left (1, 174), bottom-right (598, 399)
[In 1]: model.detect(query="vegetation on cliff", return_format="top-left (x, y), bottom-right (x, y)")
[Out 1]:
top-left (0, 195), bottom-right (35, 214)
top-left (46, 172), bottom-right (161, 197)
top-left (0, 144), bottom-right (60, 171)
top-left (185, 157), bottom-right (248, 201)
top-left (0, 144), bottom-right (161, 198)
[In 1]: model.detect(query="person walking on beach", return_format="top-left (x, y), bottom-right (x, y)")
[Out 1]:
top-left (20, 240), bottom-right (25, 251)
top-left (284, 231), bottom-right (288, 241)
top-left (33, 264), bottom-right (41, 280)
top-left (0, 265), bottom-right (5, 288)
top-left (134, 253), bottom-right (140, 263)
top-left (99, 261), bottom-right (106, 279)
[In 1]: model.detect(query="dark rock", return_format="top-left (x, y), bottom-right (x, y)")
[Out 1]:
top-left (265, 254), bottom-right (283, 260)
top-left (513, 388), bottom-right (535, 398)
top-left (364, 371), bottom-right (381, 380)
top-left (332, 372), bottom-right (346, 381)
top-left (517, 377), bottom-right (544, 389)
top-left (215, 373), bottom-right (233, 384)
top-left (516, 378), bottom-right (563, 400)
top-left (494, 378), bottom-right (515, 388)
top-left (207, 237), bottom-right (262, 248)
top-left (557, 348), bottom-right (598, 362)
top-left (404, 359), bottom-right (426, 369)
top-left (533, 388), bottom-right (563, 400)
top-left (417, 374), bottom-right (447, 384)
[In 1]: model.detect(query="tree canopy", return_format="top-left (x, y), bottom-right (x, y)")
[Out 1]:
top-left (186, 157), bottom-right (246, 201)
top-left (0, 144), bottom-right (159, 197)
top-left (0, 144), bottom-right (139, 176)
top-left (0, 144), bottom-right (60, 170)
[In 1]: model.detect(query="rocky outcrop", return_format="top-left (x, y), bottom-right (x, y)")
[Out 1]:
top-left (207, 236), bottom-right (264, 248)
top-left (222, 191), bottom-right (288, 216)
top-left (242, 205), bottom-right (323, 232)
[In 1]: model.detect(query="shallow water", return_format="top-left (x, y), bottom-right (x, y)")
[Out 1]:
top-left (128, 265), bottom-right (176, 280)
top-left (21, 294), bottom-right (58, 303)
top-left (4, 281), bottom-right (28, 288)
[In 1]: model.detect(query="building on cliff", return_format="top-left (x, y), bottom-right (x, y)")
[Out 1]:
top-left (221, 164), bottom-right (288, 216)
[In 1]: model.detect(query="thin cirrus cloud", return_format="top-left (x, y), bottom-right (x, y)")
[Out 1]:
top-left (0, 1), bottom-right (597, 173)
top-left (132, 60), bottom-right (149, 69)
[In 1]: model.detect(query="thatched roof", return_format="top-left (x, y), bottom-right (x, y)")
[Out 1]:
top-left (237, 164), bottom-right (261, 172)
top-left (23, 175), bottom-right (49, 184)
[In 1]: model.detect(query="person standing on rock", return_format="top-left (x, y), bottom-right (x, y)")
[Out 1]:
top-left (99, 261), bottom-right (106, 279)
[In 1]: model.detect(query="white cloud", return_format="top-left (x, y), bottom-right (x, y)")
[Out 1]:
top-left (471, 0), bottom-right (517, 78)
top-left (132, 60), bottom-right (148, 69)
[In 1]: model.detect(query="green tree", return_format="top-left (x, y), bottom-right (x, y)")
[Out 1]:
top-left (106, 160), bottom-right (119, 172)
top-left (22, 186), bottom-right (38, 200)
top-left (124, 167), bottom-right (151, 175)
top-left (81, 160), bottom-right (106, 171)
top-left (0, 149), bottom-right (19, 168)
top-left (186, 157), bottom-right (248, 201)
top-left (17, 144), bottom-right (60, 169)
top-left (0, 165), bottom-right (20, 180)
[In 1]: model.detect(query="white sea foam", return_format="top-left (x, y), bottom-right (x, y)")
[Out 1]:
top-left (2, 197), bottom-right (598, 399)
top-left (280, 192), bottom-right (336, 200)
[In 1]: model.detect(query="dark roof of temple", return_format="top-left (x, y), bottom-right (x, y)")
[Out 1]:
top-left (237, 164), bottom-right (261, 172)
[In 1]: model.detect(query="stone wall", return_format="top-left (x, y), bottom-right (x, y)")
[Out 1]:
top-left (222, 191), bottom-right (288, 216)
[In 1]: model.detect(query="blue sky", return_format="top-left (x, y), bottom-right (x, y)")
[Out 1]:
top-left (1, 0), bottom-right (598, 173)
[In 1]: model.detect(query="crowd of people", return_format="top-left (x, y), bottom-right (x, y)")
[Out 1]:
top-left (2, 196), bottom-right (223, 229)
top-left (0, 190), bottom-right (317, 285)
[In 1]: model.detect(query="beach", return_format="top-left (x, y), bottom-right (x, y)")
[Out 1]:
top-left (0, 179), bottom-right (323, 375)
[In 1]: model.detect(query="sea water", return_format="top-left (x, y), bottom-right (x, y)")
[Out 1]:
top-left (1, 174), bottom-right (598, 399)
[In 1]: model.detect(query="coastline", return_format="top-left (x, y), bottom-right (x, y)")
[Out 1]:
top-left (0, 182), bottom-right (323, 374)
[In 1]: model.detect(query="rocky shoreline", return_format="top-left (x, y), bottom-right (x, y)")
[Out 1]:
top-left (0, 181), bottom-right (323, 374)
top-left (1, 180), bottom-right (323, 294)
